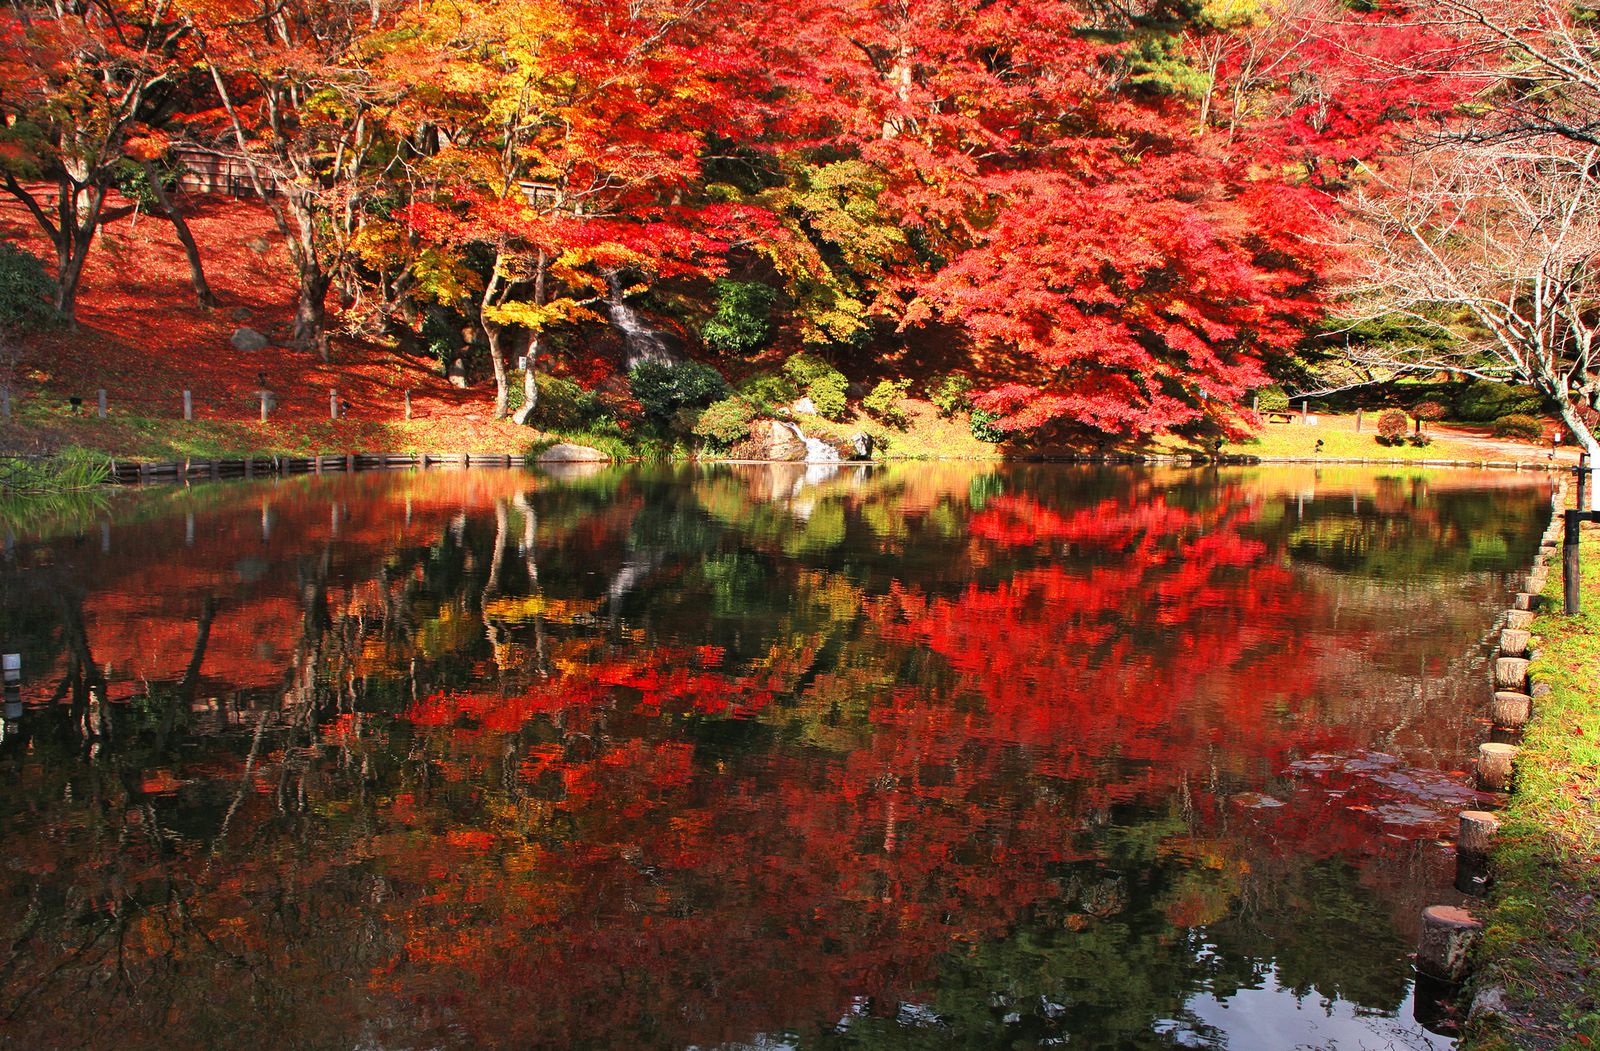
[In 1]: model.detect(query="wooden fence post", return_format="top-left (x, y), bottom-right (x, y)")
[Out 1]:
top-left (330, 389), bottom-right (339, 421)
top-left (183, 390), bottom-right (193, 420)
top-left (97, 389), bottom-right (107, 418)
top-left (260, 391), bottom-right (269, 422)
top-left (405, 389), bottom-right (412, 420)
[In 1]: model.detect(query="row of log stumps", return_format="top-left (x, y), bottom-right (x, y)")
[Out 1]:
top-left (1414, 474), bottom-right (1569, 1027)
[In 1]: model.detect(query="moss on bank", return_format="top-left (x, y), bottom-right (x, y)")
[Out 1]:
top-left (1464, 511), bottom-right (1600, 1051)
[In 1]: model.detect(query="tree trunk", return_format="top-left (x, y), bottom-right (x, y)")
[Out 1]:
top-left (511, 255), bottom-right (547, 427)
top-left (486, 322), bottom-right (510, 418)
top-left (1559, 398), bottom-right (1600, 511)
top-left (293, 267), bottom-right (332, 361)
top-left (144, 162), bottom-right (217, 308)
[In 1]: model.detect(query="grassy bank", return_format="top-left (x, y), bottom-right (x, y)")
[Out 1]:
top-left (1464, 513), bottom-right (1600, 1051)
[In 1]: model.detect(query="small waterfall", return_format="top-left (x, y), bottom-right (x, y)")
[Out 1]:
top-left (778, 421), bottom-right (841, 463)
top-left (604, 273), bottom-right (677, 368)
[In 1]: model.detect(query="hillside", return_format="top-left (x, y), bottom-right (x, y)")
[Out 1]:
top-left (0, 193), bottom-right (539, 459)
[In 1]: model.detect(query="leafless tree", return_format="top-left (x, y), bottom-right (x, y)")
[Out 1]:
top-left (1340, 141), bottom-right (1600, 504)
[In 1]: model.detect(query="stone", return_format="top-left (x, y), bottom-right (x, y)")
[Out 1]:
top-left (228, 307), bottom-right (253, 323)
top-left (533, 443), bottom-right (609, 463)
top-left (851, 432), bottom-right (874, 460)
top-left (791, 396), bottom-right (817, 415)
top-left (246, 236), bottom-right (272, 254)
top-left (447, 357), bottom-right (469, 389)
top-left (229, 327), bottom-right (269, 352)
top-left (767, 420), bottom-right (806, 461)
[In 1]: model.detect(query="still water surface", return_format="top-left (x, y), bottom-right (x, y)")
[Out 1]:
top-left (0, 464), bottom-right (1551, 1050)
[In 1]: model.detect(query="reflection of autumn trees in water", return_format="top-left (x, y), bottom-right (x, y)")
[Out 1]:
top-left (0, 466), bottom-right (1548, 1049)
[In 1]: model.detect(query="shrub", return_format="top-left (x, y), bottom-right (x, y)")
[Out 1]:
top-left (628, 359), bottom-right (728, 420)
top-left (1455, 380), bottom-right (1543, 422)
top-left (691, 396), bottom-right (758, 447)
top-left (782, 352), bottom-right (848, 420)
top-left (1255, 386), bottom-right (1290, 414)
top-left (1376, 409), bottom-right (1409, 445)
top-left (529, 375), bottom-right (606, 430)
top-left (0, 241), bottom-right (55, 333)
top-left (1407, 432), bottom-right (1432, 447)
top-left (929, 374), bottom-right (974, 417)
top-left (862, 378), bottom-right (910, 427)
top-left (970, 409), bottom-right (1009, 443)
top-left (701, 280), bottom-right (778, 355)
top-left (1412, 399), bottom-right (1449, 422)
top-left (735, 371), bottom-right (799, 411)
top-left (1492, 413), bottom-right (1545, 442)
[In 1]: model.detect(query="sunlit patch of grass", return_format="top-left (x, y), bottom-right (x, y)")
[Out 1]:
top-left (1164, 416), bottom-right (1515, 462)
top-left (1465, 512), bottom-right (1600, 1051)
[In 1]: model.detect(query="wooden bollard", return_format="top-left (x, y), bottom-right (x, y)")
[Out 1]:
top-left (1499, 629), bottom-right (1531, 656)
top-left (405, 389), bottom-right (412, 420)
top-left (1528, 568), bottom-right (1548, 592)
top-left (1477, 742), bottom-right (1518, 791)
top-left (1490, 691), bottom-right (1532, 729)
top-left (1417, 905), bottom-right (1484, 982)
top-left (1505, 609), bottom-right (1535, 630)
top-left (183, 390), bottom-right (193, 421)
top-left (1493, 656), bottom-right (1530, 690)
top-left (330, 389), bottom-right (339, 420)
top-left (97, 389), bottom-right (107, 418)
top-left (1513, 592), bottom-right (1535, 611)
top-left (1458, 810), bottom-right (1501, 858)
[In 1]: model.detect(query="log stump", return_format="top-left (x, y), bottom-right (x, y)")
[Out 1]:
top-left (1477, 743), bottom-right (1518, 791)
top-left (1493, 657), bottom-right (1530, 690)
top-left (1418, 905), bottom-right (1484, 982)
top-left (1490, 691), bottom-right (1532, 729)
top-left (1458, 810), bottom-right (1501, 858)
top-left (1505, 609), bottom-right (1535, 630)
top-left (1499, 629), bottom-right (1531, 657)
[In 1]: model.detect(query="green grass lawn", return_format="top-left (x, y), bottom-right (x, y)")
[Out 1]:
top-left (1464, 513), bottom-right (1600, 1051)
top-left (1172, 415), bottom-right (1548, 463)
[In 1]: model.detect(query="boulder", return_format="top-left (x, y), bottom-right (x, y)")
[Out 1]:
top-left (767, 420), bottom-right (807, 461)
top-left (534, 442), bottom-right (609, 463)
top-left (245, 236), bottom-right (272, 254)
top-left (230, 327), bottom-right (269, 352)
top-left (447, 357), bottom-right (470, 389)
top-left (791, 396), bottom-right (816, 415)
top-left (851, 432), bottom-right (874, 460)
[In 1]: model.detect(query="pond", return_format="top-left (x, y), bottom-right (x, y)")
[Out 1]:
top-left (0, 463), bottom-right (1551, 1050)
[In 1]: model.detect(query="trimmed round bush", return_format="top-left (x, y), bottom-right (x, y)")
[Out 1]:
top-left (735, 371), bottom-right (798, 411)
top-left (862, 378), bottom-right (910, 427)
top-left (628, 359), bottom-right (729, 420)
top-left (782, 352), bottom-right (848, 420)
top-left (691, 396), bottom-right (758, 447)
top-left (1376, 409), bottom-right (1409, 445)
top-left (1412, 400), bottom-right (1448, 421)
top-left (1491, 413), bottom-right (1545, 442)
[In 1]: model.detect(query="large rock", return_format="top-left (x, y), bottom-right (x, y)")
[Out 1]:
top-left (230, 327), bottom-right (269, 352)
top-left (534, 442), bottom-right (609, 463)
top-left (767, 420), bottom-right (807, 461)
